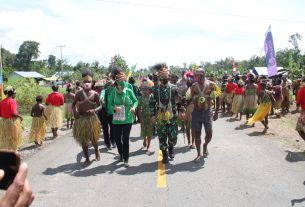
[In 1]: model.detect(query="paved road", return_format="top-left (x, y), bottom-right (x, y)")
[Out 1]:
top-left (24, 114), bottom-right (305, 207)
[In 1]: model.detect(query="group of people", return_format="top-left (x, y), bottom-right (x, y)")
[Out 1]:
top-left (2, 64), bottom-right (305, 168)
top-left (3, 64), bottom-right (305, 207)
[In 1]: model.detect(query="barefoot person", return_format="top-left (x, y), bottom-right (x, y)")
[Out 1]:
top-left (45, 85), bottom-right (64, 138)
top-left (231, 80), bottom-right (245, 120)
top-left (150, 63), bottom-right (178, 164)
top-left (29, 95), bottom-right (47, 146)
top-left (243, 73), bottom-right (258, 123)
top-left (247, 82), bottom-right (273, 133)
top-left (190, 68), bottom-right (220, 162)
top-left (295, 78), bottom-right (305, 139)
top-left (72, 70), bottom-right (101, 166)
top-left (137, 78), bottom-right (154, 153)
top-left (0, 86), bottom-right (23, 150)
top-left (64, 84), bottom-right (75, 128)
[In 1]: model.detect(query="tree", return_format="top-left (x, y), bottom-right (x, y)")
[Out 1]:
top-left (1, 47), bottom-right (16, 77)
top-left (15, 41), bottom-right (40, 71)
top-left (47, 55), bottom-right (57, 69)
top-left (289, 33), bottom-right (302, 50)
top-left (109, 55), bottom-right (129, 75)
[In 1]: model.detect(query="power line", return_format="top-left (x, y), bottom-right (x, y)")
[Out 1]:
top-left (97, 0), bottom-right (305, 24)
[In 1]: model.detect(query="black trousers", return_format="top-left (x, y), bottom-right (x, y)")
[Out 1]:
top-left (97, 109), bottom-right (115, 148)
top-left (113, 124), bottom-right (132, 161)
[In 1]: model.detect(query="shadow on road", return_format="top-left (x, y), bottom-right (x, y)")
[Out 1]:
top-left (291, 181), bottom-right (305, 206)
top-left (247, 131), bottom-right (263, 136)
top-left (226, 118), bottom-right (240, 122)
top-left (285, 151), bottom-right (305, 162)
top-left (18, 144), bottom-right (39, 151)
top-left (291, 198), bottom-right (305, 206)
top-left (235, 124), bottom-right (253, 130)
top-left (116, 159), bottom-right (205, 176)
top-left (43, 162), bottom-right (83, 175)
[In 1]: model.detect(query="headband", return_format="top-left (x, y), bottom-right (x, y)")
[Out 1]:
top-left (83, 75), bottom-right (93, 82)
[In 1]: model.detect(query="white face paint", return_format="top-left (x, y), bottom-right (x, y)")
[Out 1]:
top-left (83, 82), bottom-right (92, 90)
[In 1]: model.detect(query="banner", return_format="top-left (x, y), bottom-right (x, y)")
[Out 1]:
top-left (264, 26), bottom-right (277, 77)
top-left (0, 46), bottom-right (3, 100)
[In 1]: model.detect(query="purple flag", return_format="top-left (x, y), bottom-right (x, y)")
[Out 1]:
top-left (264, 26), bottom-right (277, 77)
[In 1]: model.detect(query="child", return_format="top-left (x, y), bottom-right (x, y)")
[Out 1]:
top-left (64, 85), bottom-right (75, 128)
top-left (137, 78), bottom-right (154, 154)
top-left (231, 80), bottom-right (245, 120)
top-left (247, 82), bottom-right (273, 133)
top-left (30, 95), bottom-right (47, 146)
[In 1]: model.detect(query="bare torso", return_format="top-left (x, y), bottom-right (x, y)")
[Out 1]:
top-left (31, 103), bottom-right (45, 117)
top-left (75, 90), bottom-right (99, 116)
top-left (191, 80), bottom-right (215, 111)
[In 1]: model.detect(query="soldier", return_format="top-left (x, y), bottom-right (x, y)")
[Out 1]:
top-left (150, 63), bottom-right (178, 164)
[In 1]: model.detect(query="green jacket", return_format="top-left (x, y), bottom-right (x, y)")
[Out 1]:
top-left (108, 86), bottom-right (138, 124)
top-left (101, 82), bottom-right (134, 116)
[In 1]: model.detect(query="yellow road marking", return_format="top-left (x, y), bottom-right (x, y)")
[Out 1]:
top-left (157, 150), bottom-right (167, 188)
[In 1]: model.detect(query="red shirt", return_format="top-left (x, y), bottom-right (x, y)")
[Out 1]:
top-left (46, 92), bottom-right (64, 106)
top-left (235, 87), bottom-right (245, 95)
top-left (297, 87), bottom-right (305, 110)
top-left (0, 97), bottom-right (18, 118)
top-left (226, 82), bottom-right (237, 93)
top-left (257, 82), bottom-right (262, 94)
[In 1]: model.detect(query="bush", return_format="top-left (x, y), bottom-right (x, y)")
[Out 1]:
top-left (5, 79), bottom-right (53, 109)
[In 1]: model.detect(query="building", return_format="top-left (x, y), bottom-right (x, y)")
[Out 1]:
top-left (8, 71), bottom-right (45, 83)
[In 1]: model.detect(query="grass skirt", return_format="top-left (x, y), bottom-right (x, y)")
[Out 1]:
top-left (73, 115), bottom-right (101, 146)
top-left (65, 103), bottom-right (74, 120)
top-left (220, 92), bottom-right (227, 103)
top-left (243, 94), bottom-right (257, 114)
top-left (225, 93), bottom-right (234, 104)
top-left (45, 105), bottom-right (62, 128)
top-left (247, 102), bottom-right (271, 125)
top-left (296, 111), bottom-right (305, 133)
top-left (231, 95), bottom-right (244, 114)
top-left (29, 117), bottom-right (47, 143)
top-left (0, 118), bottom-right (22, 150)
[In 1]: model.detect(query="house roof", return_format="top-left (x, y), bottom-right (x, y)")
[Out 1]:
top-left (52, 71), bottom-right (74, 78)
top-left (12, 71), bottom-right (45, 78)
top-left (252, 67), bottom-right (283, 76)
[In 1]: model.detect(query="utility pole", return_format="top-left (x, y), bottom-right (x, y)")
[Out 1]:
top-left (57, 45), bottom-right (65, 78)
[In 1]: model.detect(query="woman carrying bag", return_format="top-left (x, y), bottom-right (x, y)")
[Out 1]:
top-left (108, 70), bottom-right (138, 167)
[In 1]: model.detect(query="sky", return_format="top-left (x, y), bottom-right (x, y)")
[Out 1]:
top-left (1, 0), bottom-right (305, 69)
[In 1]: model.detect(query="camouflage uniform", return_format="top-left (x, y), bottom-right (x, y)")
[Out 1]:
top-left (150, 84), bottom-right (178, 150)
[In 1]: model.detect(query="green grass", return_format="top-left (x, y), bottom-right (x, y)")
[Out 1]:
top-left (21, 114), bottom-right (33, 130)
top-left (20, 107), bottom-right (65, 130)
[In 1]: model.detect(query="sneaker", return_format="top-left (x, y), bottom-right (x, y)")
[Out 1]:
top-left (124, 160), bottom-right (129, 167)
top-left (111, 143), bottom-right (117, 149)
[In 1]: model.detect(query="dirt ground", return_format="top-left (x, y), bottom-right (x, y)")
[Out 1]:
top-left (225, 105), bottom-right (305, 153)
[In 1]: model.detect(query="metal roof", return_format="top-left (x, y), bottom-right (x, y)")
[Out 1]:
top-left (12, 71), bottom-right (45, 78)
top-left (252, 67), bottom-right (283, 76)
top-left (52, 71), bottom-right (74, 78)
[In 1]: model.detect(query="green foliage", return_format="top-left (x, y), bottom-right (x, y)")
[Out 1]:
top-left (109, 55), bottom-right (129, 75)
top-left (6, 79), bottom-right (52, 108)
top-left (15, 41), bottom-right (40, 71)
top-left (47, 55), bottom-right (57, 69)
